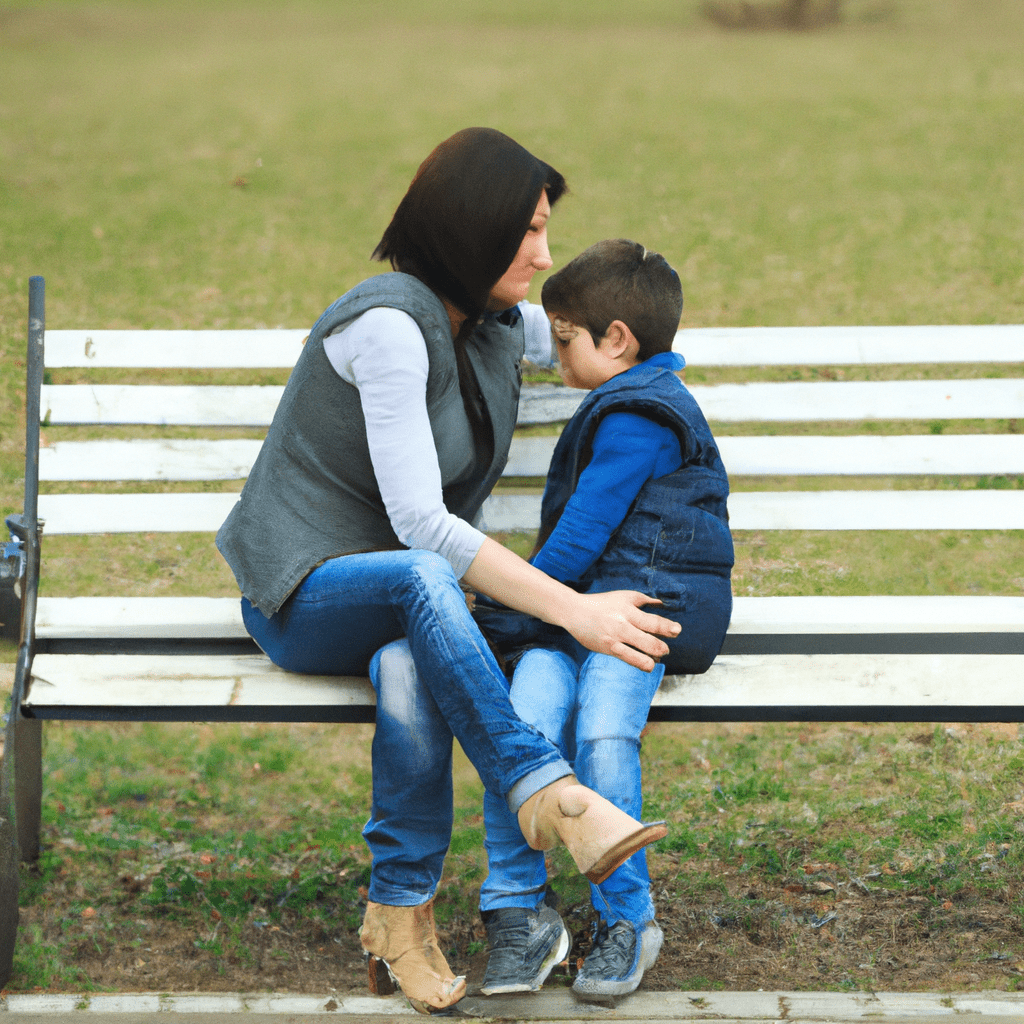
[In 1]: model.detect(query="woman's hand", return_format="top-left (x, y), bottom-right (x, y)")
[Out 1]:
top-left (463, 538), bottom-right (678, 673)
top-left (561, 590), bottom-right (679, 672)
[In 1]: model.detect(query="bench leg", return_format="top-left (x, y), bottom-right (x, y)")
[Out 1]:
top-left (0, 708), bottom-right (22, 988)
top-left (14, 714), bottom-right (42, 864)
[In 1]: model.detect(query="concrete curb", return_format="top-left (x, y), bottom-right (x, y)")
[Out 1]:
top-left (3, 989), bottom-right (1024, 1019)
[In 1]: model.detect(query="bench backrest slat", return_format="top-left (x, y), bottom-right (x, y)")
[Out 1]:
top-left (39, 434), bottom-right (1024, 482)
top-left (34, 488), bottom-right (1024, 536)
top-left (45, 324), bottom-right (1024, 368)
top-left (40, 378), bottom-right (1024, 427)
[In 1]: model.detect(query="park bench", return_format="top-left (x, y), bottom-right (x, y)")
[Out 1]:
top-left (2, 275), bottom-right (1023, 985)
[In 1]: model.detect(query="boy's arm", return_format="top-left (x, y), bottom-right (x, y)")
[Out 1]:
top-left (531, 412), bottom-right (683, 584)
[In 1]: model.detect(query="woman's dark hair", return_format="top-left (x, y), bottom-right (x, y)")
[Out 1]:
top-left (373, 127), bottom-right (567, 321)
top-left (541, 239), bottom-right (683, 362)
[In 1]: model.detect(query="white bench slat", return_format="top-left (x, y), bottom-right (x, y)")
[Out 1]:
top-left (24, 652), bottom-right (1024, 716)
top-left (40, 433), bottom-right (1024, 482)
top-left (43, 325), bottom-right (1024, 369)
top-left (719, 434), bottom-right (1024, 476)
top-left (41, 385), bottom-right (286, 427)
top-left (694, 379), bottom-right (1024, 423)
top-left (652, 653), bottom-right (1024, 710)
top-left (481, 490), bottom-right (1024, 534)
top-left (728, 489), bottom-right (1024, 530)
top-left (676, 324), bottom-right (1024, 366)
top-left (37, 489), bottom-right (1024, 535)
top-left (26, 654), bottom-right (375, 710)
top-left (41, 378), bottom-right (1024, 427)
top-left (33, 594), bottom-right (1024, 640)
top-left (40, 439), bottom-right (263, 481)
top-left (37, 383), bottom-right (586, 427)
top-left (44, 330), bottom-right (309, 368)
top-left (37, 492), bottom-right (240, 533)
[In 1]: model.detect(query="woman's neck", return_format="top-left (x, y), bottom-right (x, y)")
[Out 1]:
top-left (441, 297), bottom-right (468, 338)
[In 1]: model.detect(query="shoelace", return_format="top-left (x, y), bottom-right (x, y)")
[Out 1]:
top-left (582, 921), bottom-right (635, 975)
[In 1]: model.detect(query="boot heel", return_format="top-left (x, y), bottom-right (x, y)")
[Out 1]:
top-left (366, 952), bottom-right (397, 996)
top-left (584, 820), bottom-right (668, 883)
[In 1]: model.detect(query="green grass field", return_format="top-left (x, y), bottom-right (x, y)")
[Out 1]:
top-left (2, 0), bottom-right (1024, 994)
top-left (2, 0), bottom-right (1023, 601)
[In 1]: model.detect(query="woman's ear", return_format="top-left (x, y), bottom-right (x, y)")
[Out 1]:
top-left (602, 320), bottom-right (641, 362)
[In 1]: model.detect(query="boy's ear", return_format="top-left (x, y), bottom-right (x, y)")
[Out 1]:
top-left (603, 320), bottom-right (640, 362)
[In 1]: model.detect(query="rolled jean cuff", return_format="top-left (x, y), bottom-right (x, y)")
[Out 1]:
top-left (506, 760), bottom-right (574, 815)
top-left (365, 880), bottom-right (437, 908)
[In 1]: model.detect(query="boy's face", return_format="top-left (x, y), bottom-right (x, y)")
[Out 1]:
top-left (547, 313), bottom-right (624, 391)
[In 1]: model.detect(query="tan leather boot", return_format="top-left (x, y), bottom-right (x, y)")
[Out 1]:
top-left (360, 899), bottom-right (466, 1014)
top-left (517, 775), bottom-right (668, 884)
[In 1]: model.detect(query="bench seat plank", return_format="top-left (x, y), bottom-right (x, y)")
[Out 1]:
top-left (40, 379), bottom-right (1024, 427)
top-left (23, 652), bottom-right (1024, 724)
top-left (36, 489), bottom-right (1024, 534)
top-left (34, 595), bottom-right (1024, 640)
top-left (42, 434), bottom-right (1024, 482)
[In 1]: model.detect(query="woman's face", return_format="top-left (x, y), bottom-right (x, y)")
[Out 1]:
top-left (486, 191), bottom-right (553, 311)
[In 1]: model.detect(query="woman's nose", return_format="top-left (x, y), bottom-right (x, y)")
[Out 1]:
top-left (534, 238), bottom-right (553, 271)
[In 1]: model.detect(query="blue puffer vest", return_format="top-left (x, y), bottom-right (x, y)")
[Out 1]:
top-left (475, 358), bottom-right (734, 675)
top-left (543, 357), bottom-right (734, 590)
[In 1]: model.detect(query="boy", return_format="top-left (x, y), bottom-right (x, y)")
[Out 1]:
top-left (474, 239), bottom-right (733, 1001)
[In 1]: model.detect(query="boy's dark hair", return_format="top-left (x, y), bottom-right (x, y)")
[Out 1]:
top-left (373, 127), bottom-right (567, 322)
top-left (541, 239), bottom-right (682, 361)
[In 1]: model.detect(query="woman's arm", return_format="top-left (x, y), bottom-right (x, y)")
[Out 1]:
top-left (463, 537), bottom-right (679, 672)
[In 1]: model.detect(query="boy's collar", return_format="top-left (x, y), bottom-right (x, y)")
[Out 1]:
top-left (482, 305), bottom-right (522, 328)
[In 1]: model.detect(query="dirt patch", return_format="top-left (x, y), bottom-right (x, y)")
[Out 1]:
top-left (15, 851), bottom-right (1023, 997)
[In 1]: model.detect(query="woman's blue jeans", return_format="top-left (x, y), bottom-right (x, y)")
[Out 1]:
top-left (479, 644), bottom-right (664, 928)
top-left (240, 550), bottom-right (572, 906)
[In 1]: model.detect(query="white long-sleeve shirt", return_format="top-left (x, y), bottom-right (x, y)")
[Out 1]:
top-left (323, 301), bottom-right (552, 578)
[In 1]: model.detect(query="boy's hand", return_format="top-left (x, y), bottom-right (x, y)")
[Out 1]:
top-left (564, 591), bottom-right (680, 672)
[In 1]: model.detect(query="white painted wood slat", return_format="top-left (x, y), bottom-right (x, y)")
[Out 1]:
top-left (40, 439), bottom-right (263, 481)
top-left (676, 324), bottom-right (1024, 366)
top-left (719, 434), bottom-right (1024, 476)
top-left (41, 385), bottom-right (285, 426)
top-left (483, 490), bottom-right (1024, 534)
top-left (36, 597), bottom-right (249, 639)
top-left (36, 489), bottom-right (1024, 535)
top-left (727, 489), bottom-right (1024, 530)
top-left (691, 379), bottom-right (1024, 423)
top-left (44, 324), bottom-right (1024, 369)
top-left (37, 493), bottom-right (240, 534)
top-left (26, 654), bottom-right (375, 710)
top-left (38, 433), bottom-right (1024, 482)
top-left (40, 378), bottom-right (1024, 428)
top-left (651, 654), bottom-right (1024, 710)
top-left (24, 653), bottom-right (1024, 716)
top-left (45, 330), bottom-right (309, 368)
top-left (33, 594), bottom-right (1024, 640)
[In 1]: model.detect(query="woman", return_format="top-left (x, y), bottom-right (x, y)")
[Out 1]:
top-left (216, 127), bottom-right (678, 1013)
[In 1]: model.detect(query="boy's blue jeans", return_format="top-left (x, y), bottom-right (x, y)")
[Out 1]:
top-left (479, 644), bottom-right (665, 928)
top-left (240, 550), bottom-right (572, 906)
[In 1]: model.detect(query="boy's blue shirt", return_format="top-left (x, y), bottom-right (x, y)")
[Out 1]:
top-left (531, 352), bottom-right (687, 583)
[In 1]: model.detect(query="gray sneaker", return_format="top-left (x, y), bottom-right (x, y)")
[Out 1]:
top-left (572, 919), bottom-right (663, 1000)
top-left (480, 905), bottom-right (570, 995)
